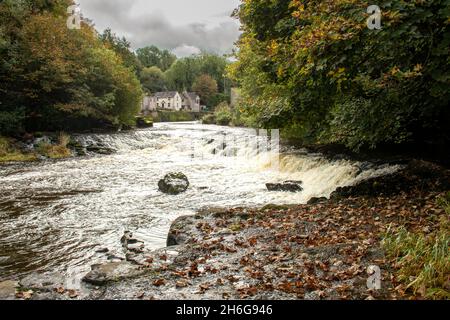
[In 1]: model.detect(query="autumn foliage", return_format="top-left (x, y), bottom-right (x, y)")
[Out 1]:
top-left (228, 0), bottom-right (450, 150)
top-left (0, 0), bottom-right (143, 134)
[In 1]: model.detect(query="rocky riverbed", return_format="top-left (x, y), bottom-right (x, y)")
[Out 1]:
top-left (1, 159), bottom-right (448, 300)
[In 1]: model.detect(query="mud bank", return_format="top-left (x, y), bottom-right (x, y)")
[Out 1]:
top-left (1, 160), bottom-right (448, 300)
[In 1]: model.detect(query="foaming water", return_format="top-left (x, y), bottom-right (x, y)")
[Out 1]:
top-left (0, 122), bottom-right (401, 284)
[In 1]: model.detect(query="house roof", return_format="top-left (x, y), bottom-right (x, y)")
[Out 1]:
top-left (182, 92), bottom-right (200, 101)
top-left (154, 91), bottom-right (179, 99)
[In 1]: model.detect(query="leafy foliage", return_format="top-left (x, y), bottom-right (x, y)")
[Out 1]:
top-left (136, 45), bottom-right (177, 72)
top-left (0, 0), bottom-right (142, 134)
top-left (192, 74), bottom-right (219, 106)
top-left (140, 66), bottom-right (167, 94)
top-left (229, 0), bottom-right (450, 150)
top-left (164, 53), bottom-right (230, 104)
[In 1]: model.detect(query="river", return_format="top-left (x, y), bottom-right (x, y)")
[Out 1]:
top-left (0, 122), bottom-right (399, 286)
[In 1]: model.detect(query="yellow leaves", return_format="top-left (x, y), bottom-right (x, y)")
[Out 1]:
top-left (413, 64), bottom-right (423, 72)
top-left (15, 290), bottom-right (33, 300)
top-left (267, 40), bottom-right (279, 57)
top-left (390, 66), bottom-right (401, 76)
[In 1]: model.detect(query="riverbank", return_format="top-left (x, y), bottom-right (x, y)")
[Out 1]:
top-left (2, 159), bottom-right (447, 300)
top-left (81, 160), bottom-right (449, 300)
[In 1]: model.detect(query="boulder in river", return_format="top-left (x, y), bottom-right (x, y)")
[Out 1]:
top-left (158, 172), bottom-right (190, 195)
top-left (266, 180), bottom-right (303, 192)
top-left (86, 144), bottom-right (115, 155)
top-left (82, 262), bottom-right (144, 286)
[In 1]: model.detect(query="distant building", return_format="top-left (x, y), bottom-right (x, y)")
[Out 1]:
top-left (141, 91), bottom-right (203, 114)
top-left (154, 91), bottom-right (182, 111)
top-left (141, 95), bottom-right (157, 113)
top-left (181, 91), bottom-right (201, 112)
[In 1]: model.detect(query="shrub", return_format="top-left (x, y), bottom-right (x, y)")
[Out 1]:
top-left (382, 192), bottom-right (450, 299)
top-left (0, 136), bottom-right (37, 163)
top-left (214, 102), bottom-right (232, 126)
top-left (202, 113), bottom-right (216, 125)
top-left (36, 133), bottom-right (72, 159)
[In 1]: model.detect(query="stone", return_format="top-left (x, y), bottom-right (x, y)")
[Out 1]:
top-left (82, 262), bottom-right (144, 286)
top-left (135, 116), bottom-right (154, 128)
top-left (0, 280), bottom-right (18, 299)
top-left (86, 144), bottom-right (115, 155)
top-left (19, 272), bottom-right (65, 292)
top-left (158, 172), bottom-right (189, 195)
top-left (266, 180), bottom-right (303, 192)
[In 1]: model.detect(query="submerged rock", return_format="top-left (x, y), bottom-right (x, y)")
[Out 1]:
top-left (86, 144), bottom-right (115, 155)
top-left (82, 262), bottom-right (144, 286)
top-left (135, 116), bottom-right (153, 128)
top-left (266, 180), bottom-right (303, 192)
top-left (158, 172), bottom-right (190, 195)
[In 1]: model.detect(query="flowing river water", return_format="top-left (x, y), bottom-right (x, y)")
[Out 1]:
top-left (0, 122), bottom-right (399, 286)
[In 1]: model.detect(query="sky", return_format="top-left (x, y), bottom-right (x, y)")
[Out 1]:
top-left (76, 0), bottom-right (242, 57)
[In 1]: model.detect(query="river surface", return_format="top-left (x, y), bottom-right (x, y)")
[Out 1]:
top-left (0, 122), bottom-right (399, 286)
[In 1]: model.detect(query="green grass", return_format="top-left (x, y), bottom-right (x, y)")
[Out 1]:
top-left (0, 136), bottom-right (37, 163)
top-left (382, 192), bottom-right (450, 299)
top-left (36, 133), bottom-right (72, 159)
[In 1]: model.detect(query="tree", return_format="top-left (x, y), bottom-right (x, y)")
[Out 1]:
top-left (164, 56), bottom-right (201, 91)
top-left (140, 66), bottom-right (167, 94)
top-left (229, 0), bottom-right (450, 150)
top-left (100, 28), bottom-right (142, 74)
top-left (0, 0), bottom-right (143, 134)
top-left (136, 45), bottom-right (176, 71)
top-left (192, 74), bottom-right (218, 106)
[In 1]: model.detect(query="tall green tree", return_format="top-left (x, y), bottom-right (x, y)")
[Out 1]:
top-left (136, 45), bottom-right (177, 71)
top-left (100, 28), bottom-right (142, 74)
top-left (140, 66), bottom-right (167, 94)
top-left (192, 74), bottom-right (219, 106)
top-left (0, 0), bottom-right (143, 134)
top-left (229, 0), bottom-right (450, 150)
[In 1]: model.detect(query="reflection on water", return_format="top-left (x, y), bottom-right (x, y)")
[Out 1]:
top-left (0, 122), bottom-right (400, 284)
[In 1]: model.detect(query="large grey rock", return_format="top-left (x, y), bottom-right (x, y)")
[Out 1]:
top-left (19, 272), bottom-right (65, 292)
top-left (166, 215), bottom-right (197, 246)
top-left (158, 172), bottom-right (189, 195)
top-left (266, 180), bottom-right (303, 192)
top-left (82, 262), bottom-right (145, 286)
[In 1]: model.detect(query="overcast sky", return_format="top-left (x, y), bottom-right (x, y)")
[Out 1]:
top-left (76, 0), bottom-right (241, 57)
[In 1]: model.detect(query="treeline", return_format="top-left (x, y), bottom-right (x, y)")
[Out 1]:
top-left (0, 0), bottom-right (231, 137)
top-left (0, 0), bottom-right (143, 135)
top-left (228, 0), bottom-right (450, 151)
top-left (136, 47), bottom-right (231, 108)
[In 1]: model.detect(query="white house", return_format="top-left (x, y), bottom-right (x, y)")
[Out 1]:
top-left (141, 91), bottom-right (203, 114)
top-left (154, 91), bottom-right (182, 111)
top-left (181, 91), bottom-right (201, 112)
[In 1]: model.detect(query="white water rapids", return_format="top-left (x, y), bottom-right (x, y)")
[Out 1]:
top-left (0, 122), bottom-right (400, 285)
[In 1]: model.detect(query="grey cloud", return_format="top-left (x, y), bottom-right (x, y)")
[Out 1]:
top-left (77, 0), bottom-right (241, 56)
